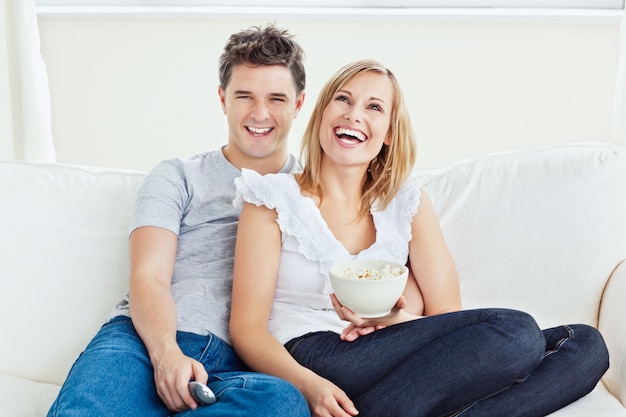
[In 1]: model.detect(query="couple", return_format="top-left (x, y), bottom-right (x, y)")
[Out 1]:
top-left (48, 24), bottom-right (608, 417)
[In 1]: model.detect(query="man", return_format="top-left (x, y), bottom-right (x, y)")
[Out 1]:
top-left (47, 25), bottom-right (309, 417)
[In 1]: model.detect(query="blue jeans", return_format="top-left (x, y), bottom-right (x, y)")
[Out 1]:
top-left (47, 316), bottom-right (309, 417)
top-left (285, 308), bottom-right (608, 417)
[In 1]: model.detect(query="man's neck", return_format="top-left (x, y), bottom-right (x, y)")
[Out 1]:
top-left (221, 145), bottom-right (288, 175)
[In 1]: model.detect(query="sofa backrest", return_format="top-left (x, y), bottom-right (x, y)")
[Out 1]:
top-left (2, 143), bottom-right (625, 386)
top-left (419, 143), bottom-right (626, 330)
top-left (0, 161), bottom-right (144, 385)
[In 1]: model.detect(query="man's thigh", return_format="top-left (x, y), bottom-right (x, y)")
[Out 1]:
top-left (47, 316), bottom-right (167, 417)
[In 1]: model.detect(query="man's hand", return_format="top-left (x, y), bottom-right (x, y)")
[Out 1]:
top-left (152, 348), bottom-right (208, 412)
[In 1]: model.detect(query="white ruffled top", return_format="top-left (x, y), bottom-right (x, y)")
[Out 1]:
top-left (234, 169), bottom-right (421, 344)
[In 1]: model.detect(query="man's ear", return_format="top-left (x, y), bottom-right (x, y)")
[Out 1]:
top-left (294, 91), bottom-right (306, 118)
top-left (218, 86), bottom-right (227, 114)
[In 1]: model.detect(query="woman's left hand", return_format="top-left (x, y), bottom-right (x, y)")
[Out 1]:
top-left (330, 294), bottom-right (419, 342)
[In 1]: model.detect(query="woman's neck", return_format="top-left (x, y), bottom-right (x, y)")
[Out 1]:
top-left (317, 159), bottom-right (367, 204)
top-left (316, 162), bottom-right (376, 253)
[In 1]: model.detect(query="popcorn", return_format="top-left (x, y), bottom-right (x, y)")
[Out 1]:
top-left (338, 264), bottom-right (403, 280)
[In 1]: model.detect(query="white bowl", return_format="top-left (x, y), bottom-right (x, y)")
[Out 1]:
top-left (329, 260), bottom-right (409, 318)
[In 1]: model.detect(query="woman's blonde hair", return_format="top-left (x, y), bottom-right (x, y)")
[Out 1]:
top-left (297, 59), bottom-right (416, 218)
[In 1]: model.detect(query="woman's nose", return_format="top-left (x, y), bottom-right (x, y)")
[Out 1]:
top-left (344, 108), bottom-right (362, 123)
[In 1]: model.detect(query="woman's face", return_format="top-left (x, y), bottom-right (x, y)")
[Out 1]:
top-left (319, 71), bottom-right (393, 169)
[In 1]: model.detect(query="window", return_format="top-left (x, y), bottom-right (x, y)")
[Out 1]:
top-left (32, 1), bottom-right (626, 8)
top-left (34, 0), bottom-right (625, 20)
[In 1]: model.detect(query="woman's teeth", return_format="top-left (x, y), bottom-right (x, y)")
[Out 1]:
top-left (335, 127), bottom-right (366, 142)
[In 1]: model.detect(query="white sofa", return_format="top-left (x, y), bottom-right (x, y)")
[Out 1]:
top-left (1, 142), bottom-right (625, 417)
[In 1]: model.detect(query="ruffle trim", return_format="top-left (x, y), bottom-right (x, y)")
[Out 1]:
top-left (235, 169), bottom-right (347, 267)
top-left (396, 173), bottom-right (422, 243)
top-left (234, 169), bottom-right (422, 277)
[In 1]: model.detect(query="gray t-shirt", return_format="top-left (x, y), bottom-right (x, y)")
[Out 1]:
top-left (110, 148), bottom-right (301, 345)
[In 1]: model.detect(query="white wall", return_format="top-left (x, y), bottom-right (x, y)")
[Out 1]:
top-left (37, 15), bottom-right (620, 172)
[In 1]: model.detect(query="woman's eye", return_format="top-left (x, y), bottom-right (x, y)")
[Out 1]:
top-left (336, 95), bottom-right (350, 104)
top-left (369, 104), bottom-right (383, 112)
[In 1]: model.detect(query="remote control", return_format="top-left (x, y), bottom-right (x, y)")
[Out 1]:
top-left (189, 381), bottom-right (217, 405)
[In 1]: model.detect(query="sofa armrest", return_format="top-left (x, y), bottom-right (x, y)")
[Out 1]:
top-left (599, 259), bottom-right (626, 407)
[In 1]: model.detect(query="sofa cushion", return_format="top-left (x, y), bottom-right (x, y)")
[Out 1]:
top-left (0, 375), bottom-right (60, 417)
top-left (0, 161), bottom-right (144, 386)
top-left (548, 384), bottom-right (626, 416)
top-left (419, 143), bottom-right (626, 329)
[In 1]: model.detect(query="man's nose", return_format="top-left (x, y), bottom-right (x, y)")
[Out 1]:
top-left (250, 101), bottom-right (270, 120)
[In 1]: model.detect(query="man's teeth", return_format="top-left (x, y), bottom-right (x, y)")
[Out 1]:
top-left (247, 126), bottom-right (272, 134)
top-left (335, 127), bottom-right (366, 142)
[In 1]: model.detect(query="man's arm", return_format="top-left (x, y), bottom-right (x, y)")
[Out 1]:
top-left (128, 226), bottom-right (208, 412)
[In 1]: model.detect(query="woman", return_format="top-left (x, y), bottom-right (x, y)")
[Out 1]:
top-left (230, 59), bottom-right (608, 417)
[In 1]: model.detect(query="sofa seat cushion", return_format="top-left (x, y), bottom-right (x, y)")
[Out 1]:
top-left (0, 376), bottom-right (622, 417)
top-left (548, 384), bottom-right (626, 416)
top-left (0, 375), bottom-right (60, 417)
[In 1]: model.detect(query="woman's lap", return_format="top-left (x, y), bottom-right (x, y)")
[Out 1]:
top-left (285, 308), bottom-right (608, 417)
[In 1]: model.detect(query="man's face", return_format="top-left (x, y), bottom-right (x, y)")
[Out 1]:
top-left (219, 64), bottom-right (305, 173)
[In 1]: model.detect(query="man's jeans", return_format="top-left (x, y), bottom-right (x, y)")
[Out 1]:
top-left (285, 308), bottom-right (609, 417)
top-left (47, 316), bottom-right (309, 417)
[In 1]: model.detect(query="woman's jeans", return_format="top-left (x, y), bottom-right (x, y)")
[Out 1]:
top-left (47, 316), bottom-right (309, 417)
top-left (285, 308), bottom-right (609, 417)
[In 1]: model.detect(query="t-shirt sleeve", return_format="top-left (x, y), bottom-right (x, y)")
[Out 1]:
top-left (129, 159), bottom-right (188, 236)
top-left (233, 168), bottom-right (280, 210)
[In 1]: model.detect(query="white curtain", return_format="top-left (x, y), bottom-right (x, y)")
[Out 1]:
top-left (614, 7), bottom-right (626, 147)
top-left (0, 0), bottom-right (55, 162)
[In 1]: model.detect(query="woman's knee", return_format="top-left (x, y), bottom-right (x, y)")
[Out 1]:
top-left (567, 324), bottom-right (609, 377)
top-left (483, 309), bottom-right (545, 377)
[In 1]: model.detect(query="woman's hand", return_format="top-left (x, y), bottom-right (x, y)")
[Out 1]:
top-left (331, 294), bottom-right (420, 341)
top-left (302, 373), bottom-right (359, 417)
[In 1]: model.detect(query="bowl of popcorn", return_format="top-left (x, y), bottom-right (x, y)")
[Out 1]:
top-left (329, 259), bottom-right (409, 318)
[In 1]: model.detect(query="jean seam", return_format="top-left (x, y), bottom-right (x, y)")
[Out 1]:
top-left (286, 337), bottom-right (305, 355)
top-left (197, 332), bottom-right (220, 371)
top-left (446, 401), bottom-right (476, 417)
top-left (544, 325), bottom-right (573, 358)
top-left (447, 382), bottom-right (513, 417)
